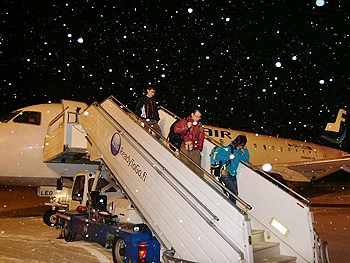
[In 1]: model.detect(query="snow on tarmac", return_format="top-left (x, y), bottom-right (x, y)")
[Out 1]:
top-left (0, 216), bottom-right (112, 263)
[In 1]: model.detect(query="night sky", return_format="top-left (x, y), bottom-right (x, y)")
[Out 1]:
top-left (1, 0), bottom-right (349, 142)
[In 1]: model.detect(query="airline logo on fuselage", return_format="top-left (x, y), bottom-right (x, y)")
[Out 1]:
top-left (325, 109), bottom-right (347, 133)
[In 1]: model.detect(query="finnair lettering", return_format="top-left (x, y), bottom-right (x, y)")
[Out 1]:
top-left (119, 147), bottom-right (147, 182)
top-left (204, 127), bottom-right (232, 139)
top-left (325, 109), bottom-right (347, 133)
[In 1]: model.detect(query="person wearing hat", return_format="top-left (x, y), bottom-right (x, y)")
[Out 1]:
top-left (210, 135), bottom-right (250, 204)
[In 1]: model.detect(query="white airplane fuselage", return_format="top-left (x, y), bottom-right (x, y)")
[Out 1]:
top-left (0, 101), bottom-right (348, 185)
top-left (205, 125), bottom-right (349, 182)
top-left (0, 103), bottom-right (97, 186)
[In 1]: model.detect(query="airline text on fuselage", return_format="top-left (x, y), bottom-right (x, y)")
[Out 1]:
top-left (204, 127), bottom-right (232, 140)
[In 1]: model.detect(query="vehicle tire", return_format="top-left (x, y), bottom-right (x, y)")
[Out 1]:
top-left (43, 209), bottom-right (57, 227)
top-left (63, 220), bottom-right (76, 242)
top-left (112, 237), bottom-right (126, 263)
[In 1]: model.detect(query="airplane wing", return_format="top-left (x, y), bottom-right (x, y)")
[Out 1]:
top-left (286, 156), bottom-right (350, 174)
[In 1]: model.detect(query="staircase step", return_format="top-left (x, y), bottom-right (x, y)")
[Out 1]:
top-left (257, 255), bottom-right (297, 263)
top-left (252, 230), bottom-right (265, 243)
top-left (253, 242), bottom-right (280, 262)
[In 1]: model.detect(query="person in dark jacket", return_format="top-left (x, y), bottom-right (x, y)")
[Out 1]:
top-left (210, 135), bottom-right (250, 204)
top-left (174, 109), bottom-right (205, 168)
top-left (135, 87), bottom-right (162, 136)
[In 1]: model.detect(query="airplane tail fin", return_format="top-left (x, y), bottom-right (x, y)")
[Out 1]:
top-left (318, 106), bottom-right (349, 153)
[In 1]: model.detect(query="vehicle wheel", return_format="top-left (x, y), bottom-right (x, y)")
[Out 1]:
top-left (112, 237), bottom-right (126, 263)
top-left (63, 220), bottom-right (76, 242)
top-left (43, 210), bottom-right (57, 227)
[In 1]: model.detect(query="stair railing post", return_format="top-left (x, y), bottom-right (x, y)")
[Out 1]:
top-left (242, 214), bottom-right (254, 263)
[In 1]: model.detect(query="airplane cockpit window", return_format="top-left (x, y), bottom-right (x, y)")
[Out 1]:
top-left (13, 111), bottom-right (41, 125)
top-left (0, 111), bottom-right (20, 123)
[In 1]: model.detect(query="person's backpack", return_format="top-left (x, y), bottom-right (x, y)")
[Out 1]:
top-left (168, 120), bottom-right (187, 150)
top-left (210, 144), bottom-right (234, 178)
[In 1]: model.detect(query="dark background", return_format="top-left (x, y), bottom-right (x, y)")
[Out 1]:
top-left (1, 0), bottom-right (349, 142)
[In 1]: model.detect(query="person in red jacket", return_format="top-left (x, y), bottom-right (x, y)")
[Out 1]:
top-left (174, 109), bottom-right (205, 168)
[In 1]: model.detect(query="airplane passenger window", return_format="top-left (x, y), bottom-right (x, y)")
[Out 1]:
top-left (288, 148), bottom-right (291, 153)
top-left (272, 146), bottom-right (275, 151)
top-left (302, 150), bottom-right (305, 155)
top-left (254, 143), bottom-right (257, 149)
top-left (295, 149), bottom-right (299, 154)
top-left (0, 111), bottom-right (20, 123)
top-left (13, 111), bottom-right (41, 125)
top-left (309, 150), bottom-right (312, 155)
top-left (263, 145), bottom-right (267, 150)
top-left (280, 147), bottom-right (284, 152)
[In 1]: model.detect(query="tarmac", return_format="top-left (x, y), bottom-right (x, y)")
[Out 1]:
top-left (0, 172), bottom-right (349, 262)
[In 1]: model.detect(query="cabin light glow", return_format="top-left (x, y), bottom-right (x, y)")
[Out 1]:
top-left (84, 111), bottom-right (89, 116)
top-left (262, 163), bottom-right (272, 171)
top-left (270, 218), bottom-right (289, 236)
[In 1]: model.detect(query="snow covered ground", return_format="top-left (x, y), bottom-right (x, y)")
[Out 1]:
top-left (0, 216), bottom-right (112, 263)
top-left (0, 182), bottom-right (349, 262)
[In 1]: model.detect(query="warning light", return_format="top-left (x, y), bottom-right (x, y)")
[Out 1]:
top-left (138, 242), bottom-right (149, 263)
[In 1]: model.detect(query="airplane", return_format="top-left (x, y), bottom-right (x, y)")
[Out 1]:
top-left (204, 108), bottom-right (350, 182)
top-left (0, 99), bottom-right (348, 186)
top-left (0, 100), bottom-right (98, 186)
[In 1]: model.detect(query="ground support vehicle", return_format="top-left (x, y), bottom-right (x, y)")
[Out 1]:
top-left (56, 203), bottom-right (161, 263)
top-left (37, 185), bottom-right (71, 226)
top-left (55, 166), bottom-right (161, 263)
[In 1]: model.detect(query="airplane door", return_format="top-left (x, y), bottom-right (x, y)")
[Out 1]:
top-left (61, 100), bottom-right (88, 123)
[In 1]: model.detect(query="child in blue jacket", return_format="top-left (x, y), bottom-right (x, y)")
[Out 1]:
top-left (210, 135), bottom-right (249, 204)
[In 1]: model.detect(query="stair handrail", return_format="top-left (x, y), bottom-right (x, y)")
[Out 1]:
top-left (319, 241), bottom-right (330, 263)
top-left (90, 99), bottom-right (247, 259)
top-left (163, 249), bottom-right (198, 263)
top-left (162, 104), bottom-right (310, 205)
top-left (93, 102), bottom-right (221, 222)
top-left (109, 95), bottom-right (252, 211)
top-left (47, 106), bottom-right (69, 128)
top-left (107, 96), bottom-right (252, 212)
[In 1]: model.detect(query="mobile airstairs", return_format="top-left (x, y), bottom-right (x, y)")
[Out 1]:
top-left (43, 96), bottom-right (327, 263)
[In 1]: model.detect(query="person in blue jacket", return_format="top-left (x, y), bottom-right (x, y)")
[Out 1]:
top-left (210, 135), bottom-right (250, 204)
